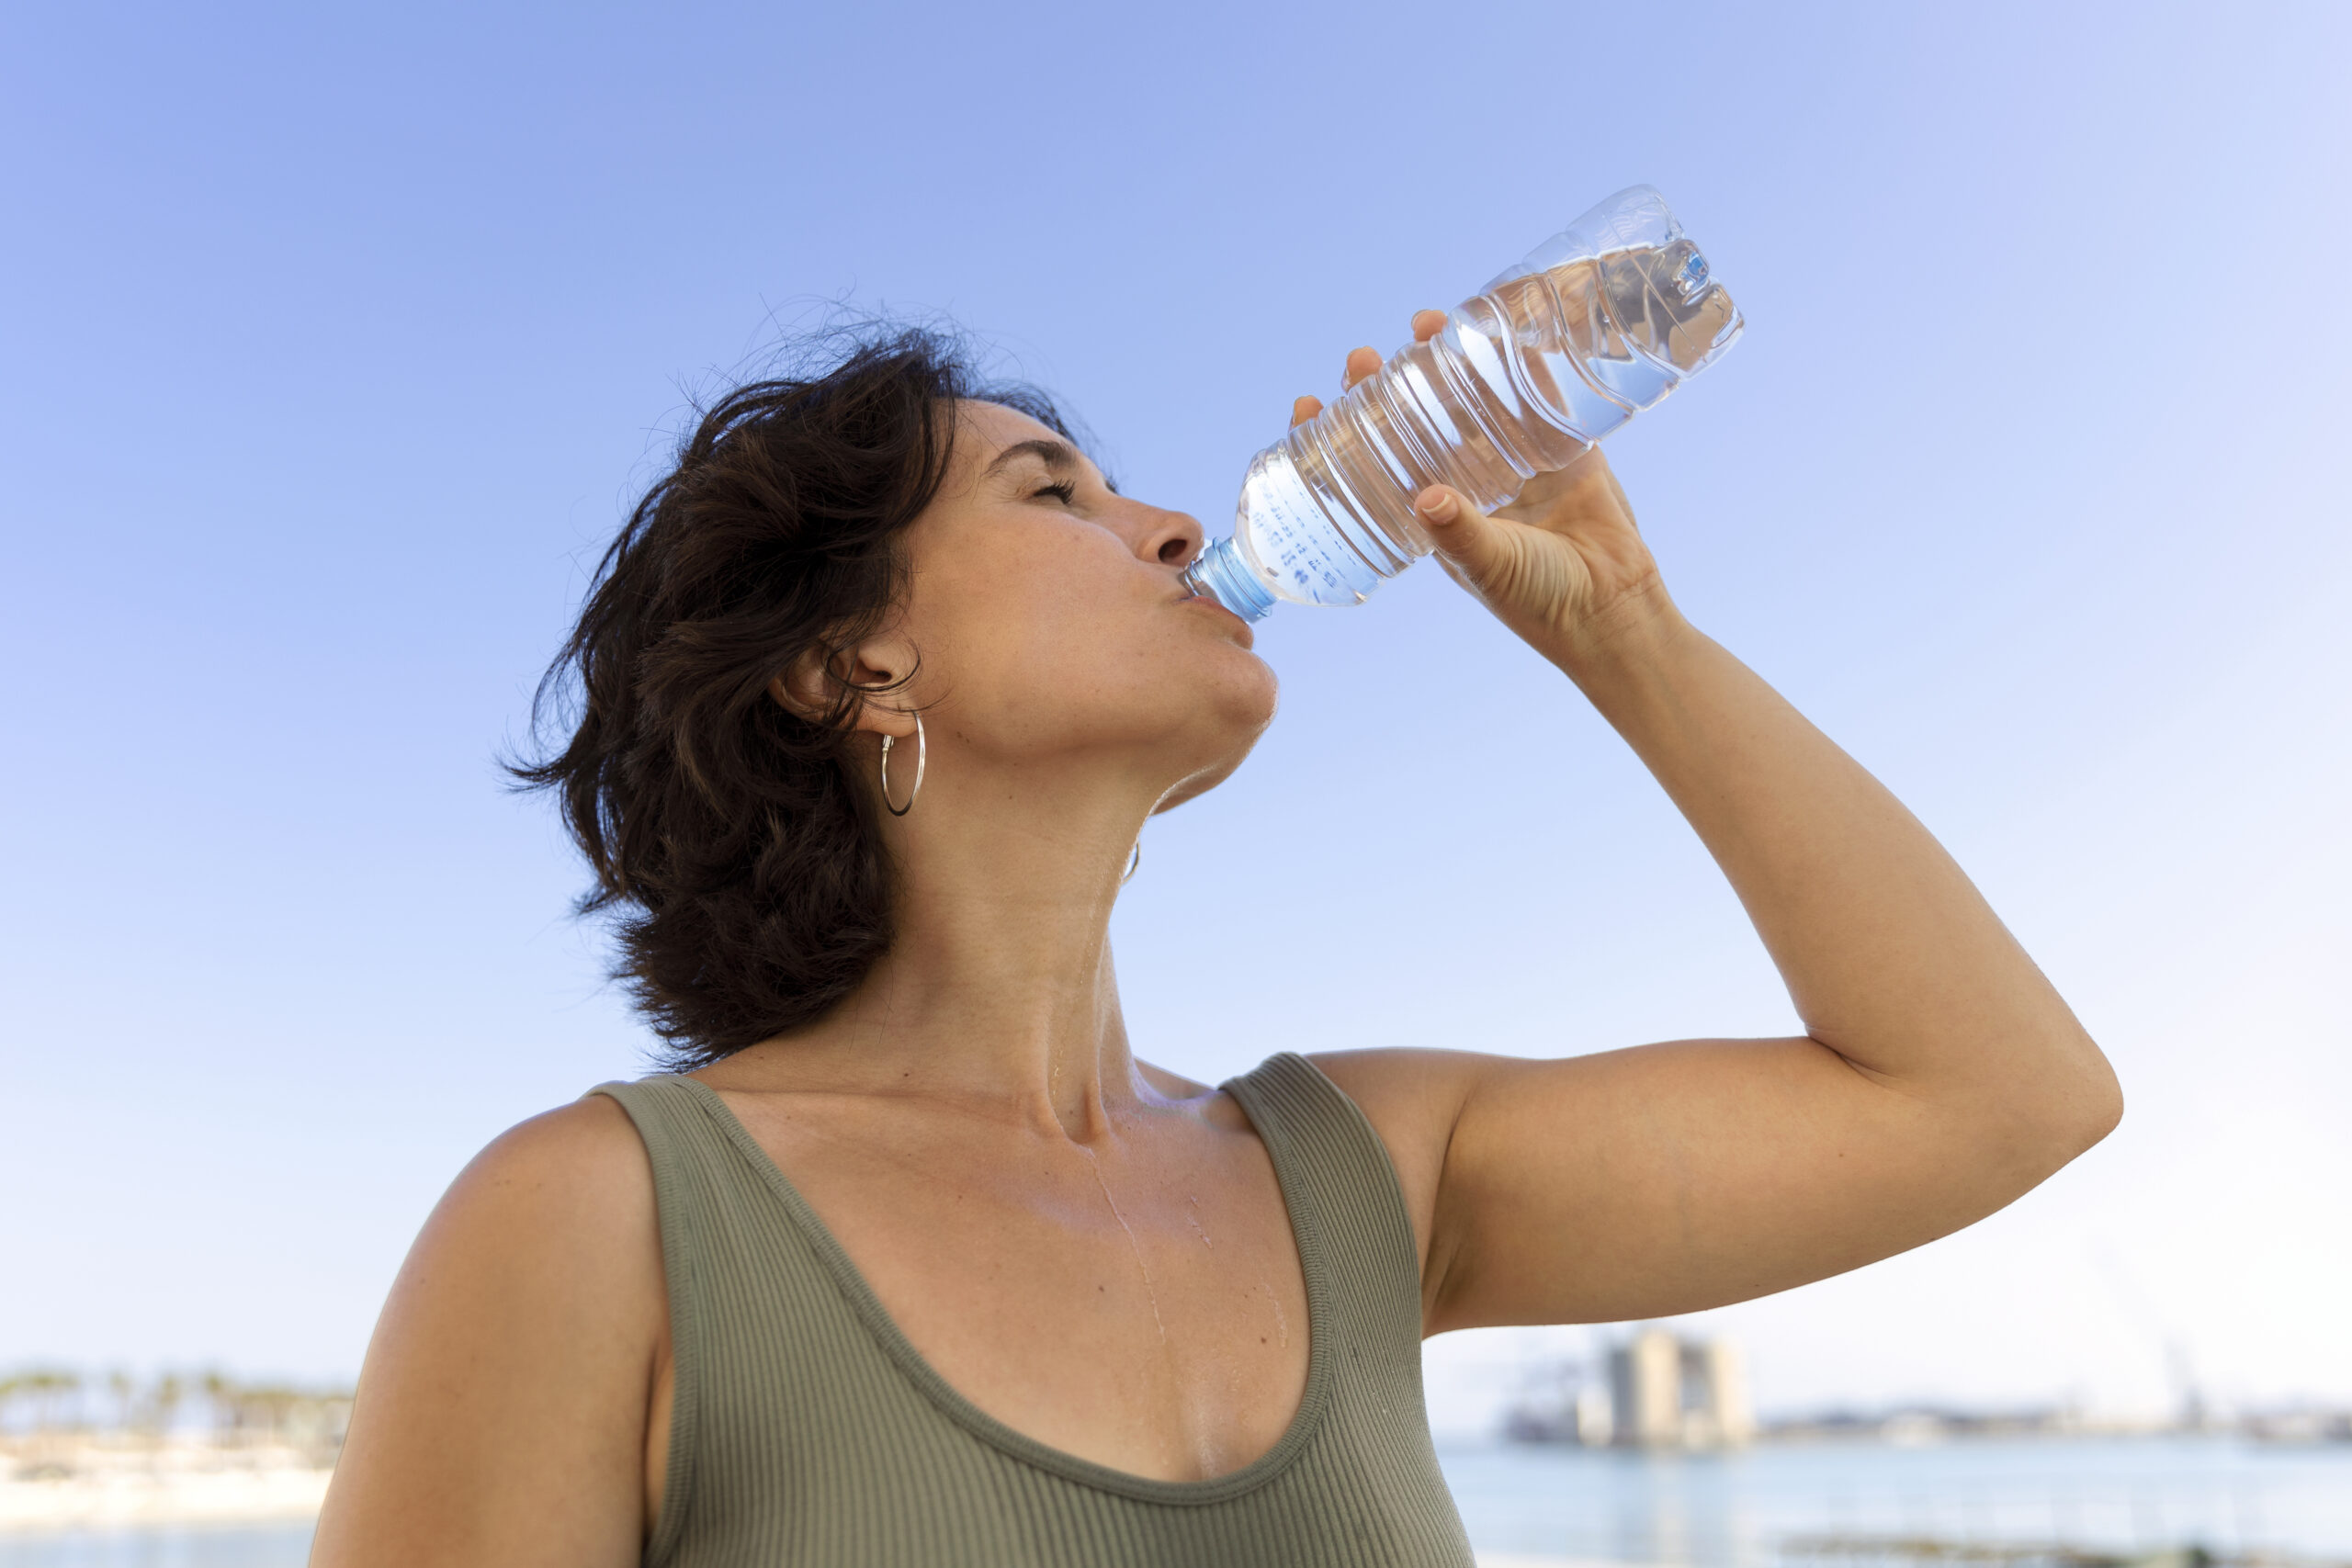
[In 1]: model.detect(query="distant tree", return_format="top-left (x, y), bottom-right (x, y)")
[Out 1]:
top-left (106, 1368), bottom-right (134, 1434)
top-left (243, 1384), bottom-right (301, 1443)
top-left (200, 1369), bottom-right (241, 1444)
top-left (20, 1369), bottom-right (82, 1435)
top-left (146, 1372), bottom-right (186, 1445)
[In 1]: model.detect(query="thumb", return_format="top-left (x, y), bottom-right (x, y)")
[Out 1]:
top-left (1412, 485), bottom-right (1508, 587)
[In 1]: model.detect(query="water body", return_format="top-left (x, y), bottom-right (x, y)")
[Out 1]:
top-left (0, 1524), bottom-right (312, 1568)
top-left (1440, 1436), bottom-right (2352, 1565)
top-left (3, 1439), bottom-right (2345, 1566)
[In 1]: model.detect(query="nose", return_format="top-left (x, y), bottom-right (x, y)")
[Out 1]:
top-left (1136, 506), bottom-right (1204, 570)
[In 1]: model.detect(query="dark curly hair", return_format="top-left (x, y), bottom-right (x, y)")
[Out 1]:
top-left (512, 324), bottom-right (1085, 1066)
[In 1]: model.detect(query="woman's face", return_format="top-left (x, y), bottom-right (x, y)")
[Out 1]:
top-left (885, 399), bottom-right (1277, 808)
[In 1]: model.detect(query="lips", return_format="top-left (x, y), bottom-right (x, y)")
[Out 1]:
top-left (1178, 591), bottom-right (1254, 649)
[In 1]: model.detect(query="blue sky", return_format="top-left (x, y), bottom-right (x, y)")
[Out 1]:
top-left (3, 0), bottom-right (2346, 1429)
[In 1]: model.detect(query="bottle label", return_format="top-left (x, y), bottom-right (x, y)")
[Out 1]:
top-left (1244, 455), bottom-right (1377, 607)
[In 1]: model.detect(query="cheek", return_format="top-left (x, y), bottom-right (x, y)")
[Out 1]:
top-left (922, 523), bottom-right (1120, 627)
top-left (910, 535), bottom-right (1150, 718)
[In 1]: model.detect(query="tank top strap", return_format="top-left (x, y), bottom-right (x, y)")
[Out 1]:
top-left (1217, 1052), bottom-right (1426, 1357)
top-left (582, 1073), bottom-right (741, 1568)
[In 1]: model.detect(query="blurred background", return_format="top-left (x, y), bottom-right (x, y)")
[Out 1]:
top-left (3, 0), bottom-right (2346, 1562)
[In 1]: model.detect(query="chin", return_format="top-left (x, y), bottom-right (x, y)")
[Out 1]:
top-left (1153, 665), bottom-right (1277, 813)
top-left (1206, 649), bottom-right (1280, 737)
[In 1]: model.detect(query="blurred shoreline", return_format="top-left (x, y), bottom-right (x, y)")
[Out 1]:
top-left (0, 1371), bottom-right (346, 1537)
top-left (7, 1432), bottom-right (2350, 1552)
top-left (0, 1437), bottom-right (328, 1536)
top-left (5, 1367), bottom-right (2347, 1548)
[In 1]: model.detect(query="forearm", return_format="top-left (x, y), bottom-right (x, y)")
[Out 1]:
top-left (1547, 597), bottom-right (2114, 1113)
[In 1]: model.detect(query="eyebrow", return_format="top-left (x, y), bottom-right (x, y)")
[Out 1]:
top-left (979, 437), bottom-right (1081, 483)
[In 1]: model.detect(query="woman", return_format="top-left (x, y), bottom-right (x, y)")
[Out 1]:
top-left (311, 315), bottom-right (2121, 1567)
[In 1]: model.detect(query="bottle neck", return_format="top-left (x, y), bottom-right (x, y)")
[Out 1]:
top-left (1180, 536), bottom-right (1277, 623)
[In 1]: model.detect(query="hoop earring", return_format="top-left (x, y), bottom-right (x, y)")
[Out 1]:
top-left (878, 714), bottom-right (925, 817)
top-left (1122, 839), bottom-right (1141, 885)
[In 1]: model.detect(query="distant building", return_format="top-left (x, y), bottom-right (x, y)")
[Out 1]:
top-left (1611, 1329), bottom-right (1679, 1446)
top-left (1608, 1328), bottom-right (1754, 1449)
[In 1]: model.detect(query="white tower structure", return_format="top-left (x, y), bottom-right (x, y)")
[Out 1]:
top-left (1700, 1338), bottom-right (1756, 1446)
top-left (1608, 1328), bottom-right (1754, 1449)
top-left (1609, 1328), bottom-right (1683, 1447)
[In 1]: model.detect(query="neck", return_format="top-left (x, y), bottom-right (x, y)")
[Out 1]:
top-left (731, 743), bottom-right (1166, 1142)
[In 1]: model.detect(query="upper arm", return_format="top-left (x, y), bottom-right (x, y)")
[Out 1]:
top-left (1314, 1037), bottom-right (2116, 1337)
top-left (311, 1095), bottom-right (667, 1568)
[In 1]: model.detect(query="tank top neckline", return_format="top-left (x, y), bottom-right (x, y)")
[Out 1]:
top-left (662, 1063), bottom-right (1340, 1506)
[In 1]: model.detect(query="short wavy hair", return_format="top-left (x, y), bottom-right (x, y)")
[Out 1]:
top-left (512, 325), bottom-right (1083, 1066)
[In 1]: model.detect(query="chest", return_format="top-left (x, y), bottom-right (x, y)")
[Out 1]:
top-left (721, 1099), bottom-right (1315, 1484)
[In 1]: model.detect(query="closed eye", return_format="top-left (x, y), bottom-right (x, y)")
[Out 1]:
top-left (1033, 479), bottom-right (1079, 506)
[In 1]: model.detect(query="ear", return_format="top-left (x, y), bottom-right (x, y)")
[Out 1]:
top-left (767, 637), bottom-right (920, 739)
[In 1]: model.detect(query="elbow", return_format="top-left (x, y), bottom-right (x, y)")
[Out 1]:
top-left (2082, 1053), bottom-right (2125, 1150)
top-left (2046, 1030), bottom-right (2124, 1163)
top-left (1971, 1024), bottom-right (2123, 1178)
top-left (2064, 1085), bottom-right (2123, 1168)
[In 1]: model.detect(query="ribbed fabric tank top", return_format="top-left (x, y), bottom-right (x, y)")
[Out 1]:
top-left (590, 1052), bottom-right (1475, 1568)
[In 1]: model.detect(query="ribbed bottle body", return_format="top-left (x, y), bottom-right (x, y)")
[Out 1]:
top-left (1185, 186), bottom-right (1742, 619)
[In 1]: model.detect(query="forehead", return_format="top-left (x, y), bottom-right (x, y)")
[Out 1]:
top-left (952, 398), bottom-right (1069, 463)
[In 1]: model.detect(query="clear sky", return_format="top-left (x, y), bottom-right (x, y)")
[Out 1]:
top-left (4, 0), bottom-right (2346, 1433)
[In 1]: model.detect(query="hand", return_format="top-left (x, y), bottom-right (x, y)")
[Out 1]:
top-left (1294, 311), bottom-right (1686, 668)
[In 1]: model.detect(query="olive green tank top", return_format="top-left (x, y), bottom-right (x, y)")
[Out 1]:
top-left (590, 1052), bottom-right (1475, 1568)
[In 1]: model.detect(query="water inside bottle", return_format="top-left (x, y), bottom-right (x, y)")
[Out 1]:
top-left (1491, 238), bottom-right (1736, 438)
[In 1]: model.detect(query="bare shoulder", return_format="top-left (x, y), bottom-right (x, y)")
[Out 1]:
top-left (312, 1093), bottom-right (664, 1568)
top-left (1134, 1056), bottom-right (1216, 1101)
top-left (1305, 1046), bottom-right (1495, 1115)
top-left (394, 1092), bottom-right (664, 1297)
top-left (381, 1090), bottom-right (667, 1374)
top-left (1304, 1048), bottom-right (1503, 1282)
top-left (444, 1092), bottom-right (657, 1231)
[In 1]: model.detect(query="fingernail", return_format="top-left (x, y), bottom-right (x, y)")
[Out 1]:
top-left (1415, 489), bottom-right (1457, 523)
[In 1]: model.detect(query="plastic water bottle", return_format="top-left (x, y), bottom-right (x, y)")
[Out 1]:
top-left (1182, 186), bottom-right (1742, 621)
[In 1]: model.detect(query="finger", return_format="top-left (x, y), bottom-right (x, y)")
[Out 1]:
top-left (1411, 484), bottom-right (1510, 591)
top-left (1410, 309), bottom-right (1446, 343)
top-left (1291, 394), bottom-right (1323, 428)
top-left (1340, 345), bottom-right (1381, 390)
